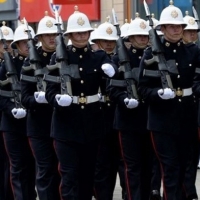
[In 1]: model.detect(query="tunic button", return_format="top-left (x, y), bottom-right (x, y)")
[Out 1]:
top-left (79, 68), bottom-right (83, 71)
top-left (19, 56), bottom-right (23, 60)
top-left (107, 103), bottom-right (110, 106)
top-left (173, 49), bottom-right (176, 53)
top-left (81, 106), bottom-right (84, 109)
top-left (179, 99), bottom-right (182, 102)
top-left (79, 55), bottom-right (83, 59)
top-left (177, 75), bottom-right (180, 78)
top-left (81, 80), bottom-right (84, 84)
top-left (43, 52), bottom-right (47, 57)
top-left (81, 93), bottom-right (84, 96)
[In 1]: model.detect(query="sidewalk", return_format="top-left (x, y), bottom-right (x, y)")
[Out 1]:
top-left (113, 169), bottom-right (200, 199)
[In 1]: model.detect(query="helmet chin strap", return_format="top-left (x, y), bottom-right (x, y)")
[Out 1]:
top-left (164, 29), bottom-right (183, 41)
top-left (16, 44), bottom-right (28, 57)
top-left (131, 38), bottom-right (148, 49)
top-left (40, 37), bottom-right (56, 52)
top-left (70, 34), bottom-right (89, 48)
top-left (97, 41), bottom-right (115, 54)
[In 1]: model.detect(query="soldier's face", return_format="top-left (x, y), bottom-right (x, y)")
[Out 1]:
top-left (16, 40), bottom-right (29, 56)
top-left (39, 34), bottom-right (57, 52)
top-left (97, 40), bottom-right (116, 53)
top-left (161, 24), bottom-right (183, 43)
top-left (182, 30), bottom-right (198, 43)
top-left (70, 31), bottom-right (90, 48)
top-left (128, 35), bottom-right (149, 49)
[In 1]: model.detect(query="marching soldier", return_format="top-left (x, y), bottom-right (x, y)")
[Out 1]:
top-left (20, 12), bottom-right (60, 200)
top-left (107, 14), bottom-right (153, 200)
top-left (182, 11), bottom-right (199, 200)
top-left (146, 14), bottom-right (163, 200)
top-left (91, 19), bottom-right (125, 200)
top-left (0, 21), bottom-right (36, 200)
top-left (183, 11), bottom-right (198, 44)
top-left (138, 1), bottom-right (200, 199)
top-left (45, 6), bottom-right (118, 200)
top-left (120, 19), bottom-right (131, 50)
top-left (0, 22), bottom-right (14, 200)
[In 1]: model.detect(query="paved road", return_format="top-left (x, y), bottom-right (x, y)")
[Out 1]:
top-left (112, 169), bottom-right (200, 200)
top-left (36, 169), bottom-right (200, 199)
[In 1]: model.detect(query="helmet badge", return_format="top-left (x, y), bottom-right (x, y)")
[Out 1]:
top-left (46, 20), bottom-right (53, 28)
top-left (77, 17), bottom-right (85, 26)
top-left (188, 18), bottom-right (195, 25)
top-left (2, 29), bottom-right (9, 36)
top-left (106, 27), bottom-right (113, 35)
top-left (140, 21), bottom-right (146, 29)
top-left (171, 10), bottom-right (178, 18)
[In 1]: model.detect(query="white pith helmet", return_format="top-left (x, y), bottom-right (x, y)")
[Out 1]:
top-left (183, 11), bottom-right (198, 30)
top-left (89, 24), bottom-right (98, 44)
top-left (147, 14), bottom-right (163, 35)
top-left (11, 20), bottom-right (35, 49)
top-left (156, 0), bottom-right (187, 30)
top-left (91, 17), bottom-right (118, 41)
top-left (126, 13), bottom-right (150, 37)
top-left (0, 21), bottom-right (14, 41)
top-left (35, 11), bottom-right (57, 38)
top-left (120, 19), bottom-right (130, 37)
top-left (64, 5), bottom-right (93, 35)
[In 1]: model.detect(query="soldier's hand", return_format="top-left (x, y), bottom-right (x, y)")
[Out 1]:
top-left (34, 91), bottom-right (48, 104)
top-left (124, 98), bottom-right (139, 109)
top-left (55, 94), bottom-right (72, 107)
top-left (157, 88), bottom-right (175, 100)
top-left (11, 108), bottom-right (27, 119)
top-left (101, 63), bottom-right (115, 77)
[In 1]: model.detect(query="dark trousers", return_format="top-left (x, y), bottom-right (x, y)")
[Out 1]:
top-left (151, 130), bottom-right (198, 200)
top-left (3, 132), bottom-right (36, 200)
top-left (54, 139), bottom-right (100, 200)
top-left (151, 153), bottom-right (162, 192)
top-left (94, 130), bottom-right (125, 200)
top-left (182, 129), bottom-right (199, 200)
top-left (0, 132), bottom-right (14, 200)
top-left (119, 130), bottom-right (152, 200)
top-left (29, 136), bottom-right (60, 200)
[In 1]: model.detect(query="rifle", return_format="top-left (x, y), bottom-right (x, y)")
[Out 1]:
top-left (192, 6), bottom-right (200, 48)
top-left (43, 8), bottom-right (80, 95)
top-left (20, 18), bottom-right (48, 92)
top-left (110, 8), bottom-right (139, 99)
top-left (0, 29), bottom-right (23, 108)
top-left (143, 0), bottom-right (178, 89)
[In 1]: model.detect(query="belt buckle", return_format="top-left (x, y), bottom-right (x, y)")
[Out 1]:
top-left (106, 96), bottom-right (110, 101)
top-left (176, 89), bottom-right (183, 96)
top-left (79, 97), bottom-right (86, 104)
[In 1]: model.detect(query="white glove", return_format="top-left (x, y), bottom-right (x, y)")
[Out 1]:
top-left (124, 98), bottom-right (139, 109)
top-left (101, 63), bottom-right (115, 77)
top-left (34, 91), bottom-right (48, 103)
top-left (157, 88), bottom-right (175, 100)
top-left (98, 93), bottom-right (102, 100)
top-left (55, 94), bottom-right (72, 107)
top-left (11, 108), bottom-right (26, 119)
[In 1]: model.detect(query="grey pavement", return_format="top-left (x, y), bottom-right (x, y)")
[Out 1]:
top-left (112, 169), bottom-right (200, 200)
top-left (36, 169), bottom-right (200, 199)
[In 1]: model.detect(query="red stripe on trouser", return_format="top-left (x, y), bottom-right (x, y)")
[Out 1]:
top-left (150, 132), bottom-right (167, 200)
top-left (118, 131), bottom-right (131, 200)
